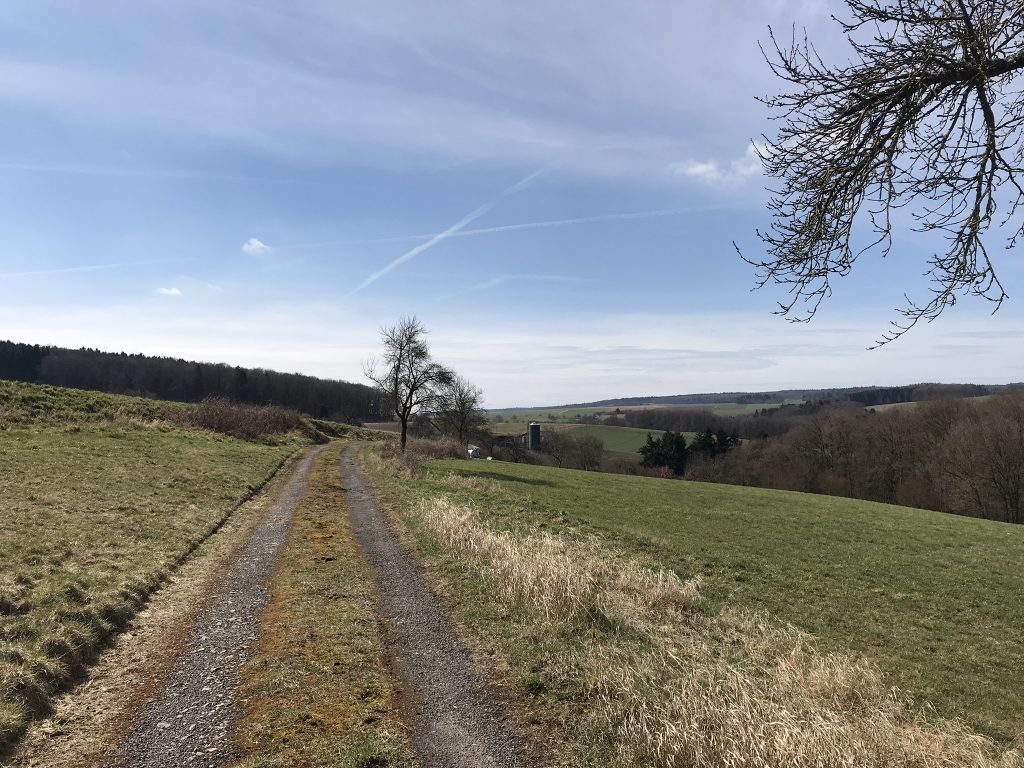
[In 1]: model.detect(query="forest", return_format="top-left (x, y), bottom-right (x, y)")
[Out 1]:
top-left (688, 393), bottom-right (1024, 525)
top-left (0, 340), bottom-right (383, 423)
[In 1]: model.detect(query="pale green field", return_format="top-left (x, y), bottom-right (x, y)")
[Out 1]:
top-left (489, 422), bottom-right (697, 458)
top-left (869, 395), bottom-right (992, 412)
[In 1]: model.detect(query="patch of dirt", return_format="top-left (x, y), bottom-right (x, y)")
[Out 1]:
top-left (3, 449), bottom-right (315, 768)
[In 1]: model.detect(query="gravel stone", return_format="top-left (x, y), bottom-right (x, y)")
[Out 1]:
top-left (107, 446), bottom-right (322, 768)
top-left (342, 447), bottom-right (537, 768)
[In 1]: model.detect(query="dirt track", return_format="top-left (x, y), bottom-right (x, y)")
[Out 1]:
top-left (105, 446), bottom-right (323, 768)
top-left (342, 446), bottom-right (536, 768)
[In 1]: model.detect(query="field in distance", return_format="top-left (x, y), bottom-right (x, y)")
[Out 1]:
top-left (489, 422), bottom-right (696, 457)
top-left (487, 400), bottom-right (766, 458)
top-left (488, 401), bottom-right (777, 424)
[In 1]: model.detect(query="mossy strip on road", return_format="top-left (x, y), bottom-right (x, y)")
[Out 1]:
top-left (231, 442), bottom-right (415, 768)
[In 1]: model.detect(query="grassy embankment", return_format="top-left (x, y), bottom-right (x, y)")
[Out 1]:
top-left (0, 381), bottom-right (309, 750)
top-left (232, 441), bottom-right (413, 767)
top-left (362, 450), bottom-right (1024, 767)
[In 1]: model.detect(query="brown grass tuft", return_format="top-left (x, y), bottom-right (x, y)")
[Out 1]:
top-left (406, 437), bottom-right (467, 460)
top-left (439, 472), bottom-right (505, 494)
top-left (418, 497), bottom-right (700, 622)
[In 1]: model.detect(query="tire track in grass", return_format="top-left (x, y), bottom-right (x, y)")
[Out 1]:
top-left (341, 446), bottom-right (536, 768)
top-left (106, 446), bottom-right (324, 768)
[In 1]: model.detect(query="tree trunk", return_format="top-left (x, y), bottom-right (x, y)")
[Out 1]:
top-left (400, 418), bottom-right (409, 452)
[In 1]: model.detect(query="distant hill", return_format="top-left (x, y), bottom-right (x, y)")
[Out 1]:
top-left (0, 340), bottom-right (383, 423)
top-left (530, 382), bottom-right (1017, 411)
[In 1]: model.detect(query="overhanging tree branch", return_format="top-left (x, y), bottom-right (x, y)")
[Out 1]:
top-left (742, 0), bottom-right (1024, 344)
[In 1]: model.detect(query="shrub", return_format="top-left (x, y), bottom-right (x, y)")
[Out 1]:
top-left (185, 398), bottom-right (303, 441)
top-left (407, 437), bottom-right (466, 460)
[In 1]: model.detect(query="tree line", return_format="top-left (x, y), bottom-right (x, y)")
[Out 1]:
top-left (688, 394), bottom-right (1024, 525)
top-left (616, 405), bottom-right (804, 440)
top-left (0, 340), bottom-right (383, 423)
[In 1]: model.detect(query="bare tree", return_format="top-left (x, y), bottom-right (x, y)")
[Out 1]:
top-left (435, 374), bottom-right (488, 445)
top-left (364, 316), bottom-right (451, 451)
top-left (575, 433), bottom-right (606, 472)
top-left (748, 1), bottom-right (1024, 342)
top-left (541, 429), bottom-right (576, 468)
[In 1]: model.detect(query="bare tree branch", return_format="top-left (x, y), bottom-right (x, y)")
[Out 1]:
top-left (743, 0), bottom-right (1024, 344)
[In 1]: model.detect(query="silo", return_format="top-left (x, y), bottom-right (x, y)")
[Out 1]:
top-left (528, 422), bottom-right (541, 451)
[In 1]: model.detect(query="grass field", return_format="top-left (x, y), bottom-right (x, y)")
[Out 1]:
top-left (573, 425), bottom-right (696, 456)
top-left (364, 453), bottom-right (1024, 752)
top-left (869, 395), bottom-right (992, 412)
top-left (0, 382), bottom-right (305, 750)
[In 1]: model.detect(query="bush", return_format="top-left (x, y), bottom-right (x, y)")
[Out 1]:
top-left (407, 437), bottom-right (466, 460)
top-left (185, 398), bottom-right (304, 441)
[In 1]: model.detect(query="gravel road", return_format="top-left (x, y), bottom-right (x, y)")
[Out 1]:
top-left (106, 446), bottom-right (323, 768)
top-left (342, 447), bottom-right (537, 768)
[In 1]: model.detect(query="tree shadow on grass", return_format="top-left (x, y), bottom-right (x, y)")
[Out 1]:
top-left (462, 470), bottom-right (557, 487)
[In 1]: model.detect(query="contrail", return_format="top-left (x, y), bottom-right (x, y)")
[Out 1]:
top-left (0, 258), bottom-right (193, 279)
top-left (290, 205), bottom-right (726, 251)
top-left (436, 273), bottom-right (593, 301)
top-left (347, 169), bottom-right (544, 295)
top-left (347, 202), bottom-right (496, 295)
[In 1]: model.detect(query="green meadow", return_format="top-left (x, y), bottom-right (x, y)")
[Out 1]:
top-left (371, 456), bottom-right (1024, 742)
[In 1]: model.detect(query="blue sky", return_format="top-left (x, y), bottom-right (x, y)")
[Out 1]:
top-left (1, 0), bottom-right (1022, 407)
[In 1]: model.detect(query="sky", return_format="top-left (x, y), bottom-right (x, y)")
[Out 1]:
top-left (1, 0), bottom-right (1022, 407)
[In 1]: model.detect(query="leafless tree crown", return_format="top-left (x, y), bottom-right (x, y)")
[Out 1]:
top-left (363, 315), bottom-right (452, 449)
top-left (435, 374), bottom-right (487, 445)
top-left (748, 0), bottom-right (1024, 343)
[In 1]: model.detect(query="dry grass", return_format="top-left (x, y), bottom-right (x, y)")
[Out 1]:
top-left (407, 437), bottom-right (466, 459)
top-left (416, 495), bottom-right (1024, 768)
top-left (438, 472), bottom-right (505, 494)
top-left (420, 497), bottom-right (700, 623)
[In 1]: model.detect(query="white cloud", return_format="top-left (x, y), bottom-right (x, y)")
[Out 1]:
top-left (156, 287), bottom-right (182, 297)
top-left (0, 2), bottom-right (843, 180)
top-left (242, 238), bottom-right (270, 255)
top-left (669, 143), bottom-right (764, 186)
